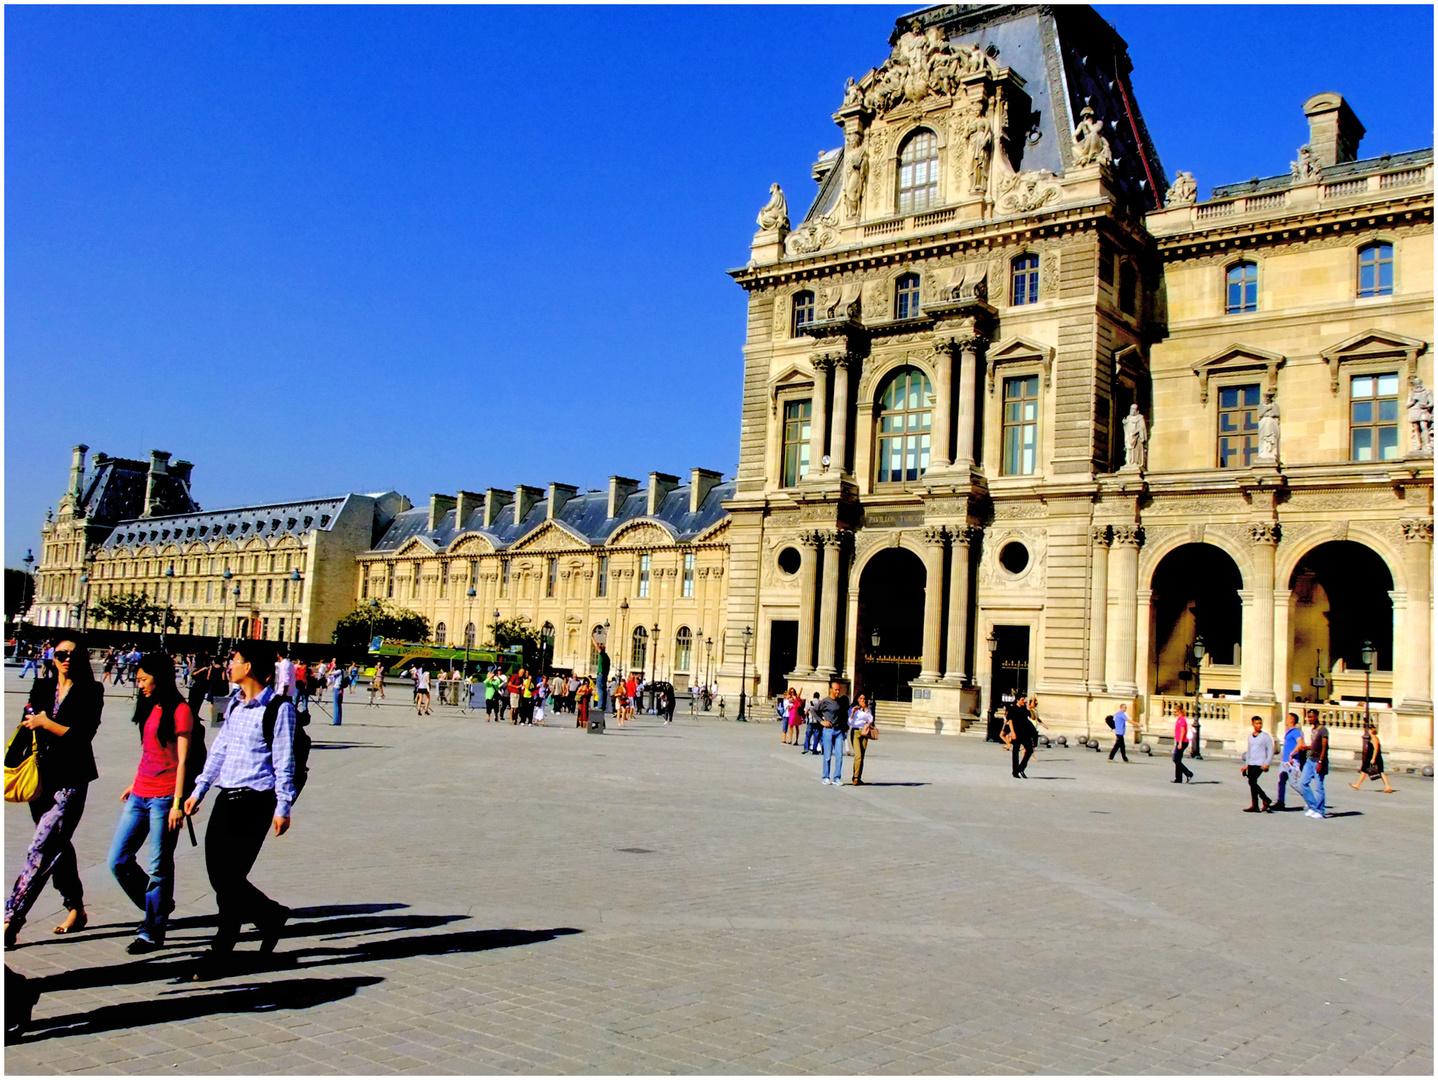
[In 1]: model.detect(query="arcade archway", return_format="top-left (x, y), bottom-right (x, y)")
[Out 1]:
top-left (1150, 543), bottom-right (1244, 695)
top-left (856, 547), bottom-right (926, 702)
top-left (1288, 541), bottom-right (1394, 703)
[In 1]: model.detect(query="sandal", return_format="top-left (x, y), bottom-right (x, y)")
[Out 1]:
top-left (53, 909), bottom-right (87, 935)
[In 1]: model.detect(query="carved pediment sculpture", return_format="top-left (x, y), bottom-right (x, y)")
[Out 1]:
top-left (819, 281), bottom-right (864, 322)
top-left (848, 21), bottom-right (999, 115)
top-left (941, 261), bottom-right (988, 304)
top-left (996, 170), bottom-right (1061, 215)
top-left (1290, 145), bottom-right (1319, 180)
top-left (608, 521), bottom-right (676, 548)
top-left (1071, 107), bottom-right (1113, 168)
top-left (1164, 171), bottom-right (1197, 207)
top-left (785, 214), bottom-right (840, 257)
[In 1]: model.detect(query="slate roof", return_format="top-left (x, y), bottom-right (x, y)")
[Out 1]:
top-left (79, 456), bottom-right (198, 525)
top-left (102, 496), bottom-right (354, 551)
top-left (369, 480), bottom-right (735, 555)
top-left (1210, 148), bottom-right (1434, 200)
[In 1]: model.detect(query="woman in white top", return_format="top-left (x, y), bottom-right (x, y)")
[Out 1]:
top-left (414, 667), bottom-right (431, 715)
top-left (848, 693), bottom-right (876, 786)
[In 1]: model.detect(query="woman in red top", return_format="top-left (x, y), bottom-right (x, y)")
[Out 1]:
top-left (107, 653), bottom-right (193, 953)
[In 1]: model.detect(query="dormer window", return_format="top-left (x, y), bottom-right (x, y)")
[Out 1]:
top-left (791, 290), bottom-right (815, 336)
top-left (896, 273), bottom-right (921, 320)
top-left (897, 129), bottom-right (939, 214)
top-left (1011, 254), bottom-right (1039, 306)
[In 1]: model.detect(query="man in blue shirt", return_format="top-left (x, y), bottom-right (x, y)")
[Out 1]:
top-left (1109, 702), bottom-right (1130, 762)
top-left (1274, 712), bottom-right (1304, 811)
top-left (185, 641), bottom-right (296, 974)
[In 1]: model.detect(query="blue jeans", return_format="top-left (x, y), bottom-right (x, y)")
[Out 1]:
top-left (19, 659), bottom-right (37, 678)
top-left (1299, 761), bottom-right (1326, 815)
top-left (108, 794), bottom-right (179, 943)
top-left (821, 726), bottom-right (845, 782)
top-left (332, 690), bottom-right (343, 725)
top-left (804, 723), bottom-right (821, 753)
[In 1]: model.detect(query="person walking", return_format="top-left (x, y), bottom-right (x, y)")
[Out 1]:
top-left (1171, 705), bottom-right (1195, 783)
top-left (415, 666), bottom-right (431, 716)
top-left (182, 641), bottom-right (295, 976)
top-left (662, 685), bottom-right (676, 724)
top-left (274, 652), bottom-right (295, 700)
top-left (1007, 696), bottom-right (1040, 778)
top-left (803, 692), bottom-right (822, 754)
top-left (328, 664), bottom-right (345, 726)
top-left (849, 693), bottom-right (876, 785)
top-left (1274, 712), bottom-right (1303, 808)
top-left (18, 643), bottom-right (40, 680)
top-left (108, 653), bottom-right (193, 953)
top-left (1241, 716), bottom-right (1274, 812)
top-left (4, 638), bottom-right (103, 949)
top-left (1351, 722), bottom-right (1396, 793)
top-left (372, 661), bottom-right (386, 701)
top-left (1109, 701), bottom-right (1130, 762)
top-left (817, 680), bottom-right (850, 785)
top-left (1297, 708), bottom-right (1330, 819)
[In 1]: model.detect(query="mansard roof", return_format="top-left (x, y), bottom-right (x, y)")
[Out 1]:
top-left (100, 492), bottom-right (400, 551)
top-left (368, 479), bottom-right (735, 556)
top-left (79, 455), bottom-right (198, 525)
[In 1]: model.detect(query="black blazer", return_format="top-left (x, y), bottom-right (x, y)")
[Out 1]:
top-left (25, 678), bottom-right (102, 792)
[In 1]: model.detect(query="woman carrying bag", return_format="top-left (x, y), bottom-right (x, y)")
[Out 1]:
top-left (108, 653), bottom-right (194, 953)
top-left (4, 637), bottom-right (104, 948)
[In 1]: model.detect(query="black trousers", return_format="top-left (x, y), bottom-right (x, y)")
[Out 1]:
top-left (1173, 742), bottom-right (1193, 781)
top-left (1011, 739), bottom-right (1035, 776)
top-left (205, 788), bottom-right (284, 953)
top-left (1109, 734), bottom-right (1128, 761)
top-left (1245, 766), bottom-right (1271, 808)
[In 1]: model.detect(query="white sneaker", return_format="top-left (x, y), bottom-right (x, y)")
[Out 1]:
top-left (821, 777), bottom-right (830, 785)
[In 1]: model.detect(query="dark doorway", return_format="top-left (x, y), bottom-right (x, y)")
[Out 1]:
top-left (1289, 541), bottom-right (1394, 678)
top-left (1151, 543), bottom-right (1244, 693)
top-left (991, 624), bottom-right (1030, 704)
top-left (857, 547), bottom-right (926, 703)
top-left (767, 620), bottom-right (797, 697)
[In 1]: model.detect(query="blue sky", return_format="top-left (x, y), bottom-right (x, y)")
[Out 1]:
top-left (6, 4), bottom-right (1433, 568)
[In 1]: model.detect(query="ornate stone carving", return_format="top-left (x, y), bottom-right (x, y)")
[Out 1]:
top-left (963, 97), bottom-right (994, 197)
top-left (953, 525), bottom-right (982, 547)
top-left (1254, 393), bottom-right (1281, 465)
top-left (978, 528), bottom-right (1046, 588)
top-left (1290, 144), bottom-right (1318, 180)
top-left (785, 214), bottom-right (840, 257)
top-left (1400, 518), bottom-right (1434, 543)
top-left (921, 525), bottom-right (947, 546)
top-left (1090, 525), bottom-right (1111, 547)
top-left (847, 21), bottom-right (998, 115)
top-left (1120, 405), bottom-right (1148, 471)
top-left (1071, 106), bottom-right (1113, 168)
top-left (1247, 522), bottom-right (1281, 545)
top-left (1188, 523), bottom-right (1206, 544)
top-left (841, 130), bottom-right (868, 222)
top-left (1112, 525), bottom-right (1144, 548)
top-left (1330, 520), bottom-right (1349, 542)
top-left (1164, 171), bottom-right (1197, 207)
top-left (816, 529), bottom-right (851, 551)
top-left (1408, 377), bottom-right (1434, 454)
top-left (756, 183), bottom-right (789, 232)
top-left (991, 502), bottom-right (1045, 520)
top-left (1039, 251), bottom-right (1059, 299)
top-left (996, 170), bottom-right (1062, 215)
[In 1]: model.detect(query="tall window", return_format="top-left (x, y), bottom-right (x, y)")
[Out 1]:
top-left (469, 559), bottom-right (479, 589)
top-left (361, 572), bottom-right (369, 599)
top-left (896, 273), bottom-right (921, 320)
top-left (1225, 261), bottom-right (1257, 314)
top-left (541, 622), bottom-right (555, 669)
top-left (1350, 373), bottom-right (1400, 461)
top-left (499, 559), bottom-right (510, 597)
top-left (410, 565), bottom-right (420, 599)
top-left (675, 627), bottom-right (693, 672)
top-left (1218, 384), bottom-right (1261, 467)
top-left (439, 561), bottom-right (449, 598)
top-left (597, 555), bottom-right (608, 598)
top-left (435, 622), bottom-right (446, 646)
top-left (875, 367), bottom-right (933, 483)
top-left (1011, 254), bottom-right (1039, 306)
top-left (386, 565), bottom-right (394, 598)
top-left (791, 290), bottom-right (815, 336)
top-left (782, 400), bottom-right (812, 486)
top-left (546, 557), bottom-right (557, 599)
top-left (1002, 375), bottom-right (1040, 476)
top-left (631, 625), bottom-right (648, 671)
top-left (639, 554), bottom-right (651, 598)
top-left (682, 552), bottom-right (695, 598)
top-left (897, 128), bottom-right (939, 214)
top-left (1358, 243), bottom-right (1394, 297)
top-left (464, 622), bottom-right (476, 648)
top-left (1118, 262), bottom-right (1137, 315)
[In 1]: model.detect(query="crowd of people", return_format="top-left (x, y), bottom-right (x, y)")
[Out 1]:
top-left (774, 681), bottom-right (878, 785)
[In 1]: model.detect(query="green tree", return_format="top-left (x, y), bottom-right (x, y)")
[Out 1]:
top-left (90, 591), bottom-right (154, 631)
top-left (331, 601), bottom-right (431, 648)
top-left (491, 616), bottom-right (543, 672)
top-left (5, 568), bottom-right (35, 623)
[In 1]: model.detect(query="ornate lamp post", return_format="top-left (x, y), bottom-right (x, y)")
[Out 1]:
top-left (1360, 639), bottom-right (1376, 730)
top-left (21, 549), bottom-right (34, 627)
top-left (289, 569), bottom-right (302, 645)
top-left (737, 625), bottom-right (753, 722)
top-left (221, 567), bottom-right (233, 652)
top-left (704, 635), bottom-right (713, 695)
top-left (160, 565), bottom-right (174, 650)
top-left (232, 583), bottom-right (243, 644)
top-left (649, 621), bottom-right (660, 711)
top-left (1189, 635), bottom-right (1205, 760)
top-left (986, 629), bottom-right (1000, 741)
top-left (465, 586), bottom-right (476, 674)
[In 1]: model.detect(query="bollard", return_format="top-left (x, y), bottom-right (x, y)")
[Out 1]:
top-left (1423, 765), bottom-right (1434, 778)
top-left (1140, 742), bottom-right (1153, 755)
top-left (1055, 734), bottom-right (1067, 747)
top-left (587, 714), bottom-right (605, 734)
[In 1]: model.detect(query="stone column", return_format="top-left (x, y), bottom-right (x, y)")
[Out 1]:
top-left (814, 530), bottom-right (847, 678)
top-left (791, 531), bottom-right (820, 676)
top-left (1104, 525), bottom-right (1142, 697)
top-left (919, 527), bottom-right (947, 680)
top-left (830, 356), bottom-right (853, 476)
top-left (1272, 589), bottom-right (1294, 707)
top-left (808, 356), bottom-right (833, 476)
top-left (1399, 518), bottom-right (1434, 711)
top-left (929, 342), bottom-right (954, 469)
top-left (1087, 526), bottom-right (1111, 694)
top-left (1243, 523), bottom-right (1278, 703)
top-left (954, 336), bottom-right (985, 468)
top-left (943, 526), bottom-right (978, 683)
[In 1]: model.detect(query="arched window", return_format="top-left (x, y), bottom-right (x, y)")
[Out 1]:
top-left (631, 625), bottom-right (648, 672)
top-left (1225, 261), bottom-right (1257, 314)
top-left (791, 290), bottom-right (815, 336)
top-left (896, 273), bottom-right (921, 320)
top-left (435, 622), bottom-right (447, 646)
top-left (1358, 242), bottom-right (1393, 297)
top-left (897, 129), bottom-right (939, 214)
top-left (1011, 254), bottom-right (1039, 306)
top-left (464, 622), bottom-right (476, 648)
top-left (674, 626), bottom-right (693, 672)
top-left (875, 367), bottom-right (934, 483)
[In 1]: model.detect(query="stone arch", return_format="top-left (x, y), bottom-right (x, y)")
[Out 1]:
top-left (858, 352), bottom-right (938, 407)
top-left (607, 518), bottom-right (679, 547)
top-left (1285, 538), bottom-right (1397, 688)
top-left (1140, 529), bottom-right (1251, 592)
top-left (847, 530), bottom-right (931, 591)
top-left (1148, 543), bottom-right (1246, 693)
top-left (1275, 524), bottom-right (1405, 597)
top-left (854, 543), bottom-right (929, 703)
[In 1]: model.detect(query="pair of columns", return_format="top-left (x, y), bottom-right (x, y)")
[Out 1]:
top-left (929, 331), bottom-right (985, 470)
top-left (918, 524), bottom-right (981, 682)
top-left (793, 529), bottom-right (849, 677)
top-left (807, 353), bottom-right (856, 478)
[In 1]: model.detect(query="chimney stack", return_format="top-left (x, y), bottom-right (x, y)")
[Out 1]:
top-left (483, 489), bottom-right (513, 529)
top-left (607, 476), bottom-right (639, 519)
top-left (455, 490), bottom-right (483, 530)
top-left (690, 468), bottom-right (723, 514)
top-left (170, 459), bottom-right (194, 489)
top-left (547, 483), bottom-right (578, 520)
top-left (1303, 92), bottom-right (1365, 168)
top-left (142, 449), bottom-right (171, 517)
top-left (69, 445), bottom-right (89, 499)
top-left (513, 485), bottom-right (544, 527)
top-left (427, 494), bottom-right (457, 532)
top-left (647, 472), bottom-right (680, 517)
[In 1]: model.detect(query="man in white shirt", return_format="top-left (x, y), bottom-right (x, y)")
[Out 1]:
top-left (1241, 715), bottom-right (1275, 813)
top-left (274, 654), bottom-right (296, 699)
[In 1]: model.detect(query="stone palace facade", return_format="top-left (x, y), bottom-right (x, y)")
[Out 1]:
top-left (717, 4), bottom-right (1433, 760)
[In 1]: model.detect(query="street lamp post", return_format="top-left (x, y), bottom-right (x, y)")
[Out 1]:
top-left (704, 636), bottom-right (713, 698)
top-left (21, 549), bottom-right (35, 628)
top-left (1189, 635), bottom-right (1205, 760)
top-left (161, 566), bottom-right (174, 649)
top-left (77, 573), bottom-right (90, 632)
top-left (737, 625), bottom-right (753, 722)
top-left (649, 622), bottom-right (660, 712)
top-left (221, 568), bottom-right (233, 653)
top-left (465, 586), bottom-right (476, 675)
top-left (232, 583), bottom-right (242, 646)
top-left (986, 629), bottom-right (1000, 741)
top-left (289, 569), bottom-right (301, 646)
top-left (1360, 639), bottom-right (1376, 730)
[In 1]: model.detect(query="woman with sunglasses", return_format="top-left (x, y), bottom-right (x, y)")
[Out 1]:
top-left (4, 638), bottom-right (104, 949)
top-left (108, 653), bottom-right (193, 953)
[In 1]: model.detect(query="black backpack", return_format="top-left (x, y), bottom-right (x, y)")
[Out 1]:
top-left (183, 714), bottom-right (208, 798)
top-left (262, 694), bottom-right (311, 798)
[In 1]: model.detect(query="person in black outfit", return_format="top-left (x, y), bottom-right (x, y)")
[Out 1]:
top-left (4, 636), bottom-right (103, 948)
top-left (1007, 696), bottom-right (1039, 778)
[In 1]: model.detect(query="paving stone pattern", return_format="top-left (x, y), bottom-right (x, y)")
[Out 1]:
top-left (4, 673), bottom-right (1432, 1074)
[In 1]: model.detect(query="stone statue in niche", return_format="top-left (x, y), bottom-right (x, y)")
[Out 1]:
top-left (1120, 404), bottom-right (1147, 471)
top-left (1255, 393), bottom-right (1281, 464)
top-left (1071, 106), bottom-right (1113, 168)
top-left (756, 184), bottom-right (789, 233)
top-left (1165, 171), bottom-right (1197, 207)
top-left (964, 98), bottom-right (994, 197)
top-left (1290, 144), bottom-right (1319, 180)
top-left (1408, 376), bottom-right (1434, 454)
top-left (841, 130), bottom-right (868, 221)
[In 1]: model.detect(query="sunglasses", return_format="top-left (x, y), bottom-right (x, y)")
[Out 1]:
top-left (53, 649), bottom-right (76, 662)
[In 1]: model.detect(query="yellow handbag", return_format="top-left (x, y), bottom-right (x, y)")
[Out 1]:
top-left (4, 726), bottom-right (40, 804)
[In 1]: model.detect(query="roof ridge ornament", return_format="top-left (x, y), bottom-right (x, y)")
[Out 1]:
top-left (845, 22), bottom-right (999, 116)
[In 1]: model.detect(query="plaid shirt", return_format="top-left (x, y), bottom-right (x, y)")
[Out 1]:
top-left (191, 686), bottom-right (298, 817)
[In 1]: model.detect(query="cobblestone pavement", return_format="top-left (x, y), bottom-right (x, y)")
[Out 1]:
top-left (4, 671), bottom-right (1431, 1074)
